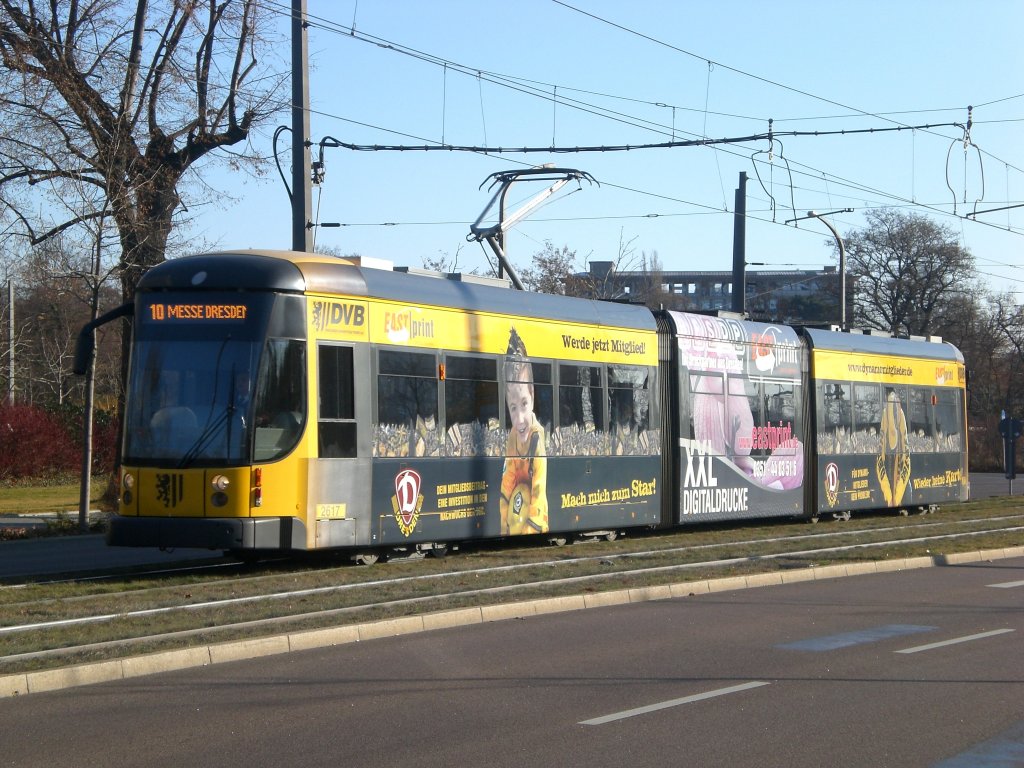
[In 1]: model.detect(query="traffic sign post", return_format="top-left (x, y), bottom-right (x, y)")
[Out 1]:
top-left (998, 414), bottom-right (1023, 493)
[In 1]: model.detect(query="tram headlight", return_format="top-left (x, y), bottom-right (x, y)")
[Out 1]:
top-left (210, 475), bottom-right (230, 507)
top-left (122, 472), bottom-right (135, 505)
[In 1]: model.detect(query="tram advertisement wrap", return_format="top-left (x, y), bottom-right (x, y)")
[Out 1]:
top-left (812, 345), bottom-right (967, 512)
top-left (371, 456), bottom-right (662, 543)
top-left (672, 312), bottom-right (806, 523)
top-left (813, 349), bottom-right (966, 389)
top-left (676, 437), bottom-right (804, 522)
top-left (309, 296), bottom-right (658, 367)
top-left (818, 453), bottom-right (966, 512)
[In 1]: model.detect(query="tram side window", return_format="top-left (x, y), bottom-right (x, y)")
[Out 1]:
top-left (689, 372), bottom-right (722, 454)
top-left (849, 383), bottom-right (882, 454)
top-left (765, 383), bottom-right (798, 430)
top-left (817, 381), bottom-right (853, 454)
top-left (678, 366), bottom-right (694, 441)
top-left (758, 381), bottom-right (799, 453)
top-left (532, 363), bottom-right (553, 437)
top-left (934, 389), bottom-right (962, 452)
top-left (445, 355), bottom-right (500, 457)
top-left (254, 339), bottom-right (307, 462)
top-left (557, 364), bottom-right (606, 455)
top-left (504, 360), bottom-right (553, 450)
top-left (908, 388), bottom-right (934, 451)
top-left (879, 384), bottom-right (910, 455)
top-left (609, 365), bottom-right (653, 455)
top-left (744, 379), bottom-right (762, 432)
top-left (690, 372), bottom-right (760, 459)
top-left (375, 350), bottom-right (440, 458)
top-left (318, 345), bottom-right (357, 459)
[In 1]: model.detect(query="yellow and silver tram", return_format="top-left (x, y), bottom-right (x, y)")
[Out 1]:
top-left (78, 250), bottom-right (968, 559)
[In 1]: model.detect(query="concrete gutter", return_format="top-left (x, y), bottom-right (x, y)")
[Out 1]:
top-left (3, 545), bottom-right (1023, 698)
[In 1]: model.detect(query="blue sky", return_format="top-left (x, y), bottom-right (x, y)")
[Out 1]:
top-left (188, 0), bottom-right (1023, 295)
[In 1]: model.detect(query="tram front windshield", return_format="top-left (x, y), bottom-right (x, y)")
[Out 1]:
top-left (123, 293), bottom-right (304, 467)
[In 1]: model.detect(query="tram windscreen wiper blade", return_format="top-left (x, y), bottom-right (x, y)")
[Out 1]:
top-left (178, 408), bottom-right (230, 468)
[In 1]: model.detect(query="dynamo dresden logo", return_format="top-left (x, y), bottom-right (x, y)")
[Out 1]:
top-left (391, 469), bottom-right (423, 537)
top-left (824, 462), bottom-right (839, 507)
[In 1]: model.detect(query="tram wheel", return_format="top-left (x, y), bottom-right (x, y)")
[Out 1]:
top-left (548, 535), bottom-right (569, 547)
top-left (604, 531), bottom-right (619, 542)
top-left (427, 543), bottom-right (450, 559)
top-left (354, 551), bottom-right (381, 566)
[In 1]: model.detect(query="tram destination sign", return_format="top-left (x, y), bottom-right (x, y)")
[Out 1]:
top-left (143, 299), bottom-right (250, 323)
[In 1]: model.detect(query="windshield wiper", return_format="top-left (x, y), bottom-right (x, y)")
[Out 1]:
top-left (178, 408), bottom-right (230, 468)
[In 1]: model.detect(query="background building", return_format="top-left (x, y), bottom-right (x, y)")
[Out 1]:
top-left (572, 261), bottom-right (848, 326)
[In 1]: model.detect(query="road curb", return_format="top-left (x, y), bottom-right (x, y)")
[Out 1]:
top-left (3, 544), bottom-right (1024, 699)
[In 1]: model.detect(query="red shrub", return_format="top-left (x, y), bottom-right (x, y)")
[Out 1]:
top-left (90, 415), bottom-right (120, 475)
top-left (55, 405), bottom-right (120, 477)
top-left (0, 404), bottom-right (80, 481)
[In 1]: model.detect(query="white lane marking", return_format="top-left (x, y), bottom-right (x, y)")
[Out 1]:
top-left (579, 681), bottom-right (770, 726)
top-left (988, 580), bottom-right (1024, 588)
top-left (895, 628), bottom-right (1014, 654)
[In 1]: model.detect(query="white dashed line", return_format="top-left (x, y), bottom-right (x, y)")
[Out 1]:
top-left (579, 681), bottom-right (770, 726)
top-left (895, 628), bottom-right (1014, 654)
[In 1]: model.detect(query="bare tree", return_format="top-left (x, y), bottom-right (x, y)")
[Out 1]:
top-left (843, 209), bottom-right (974, 336)
top-left (8, 239), bottom-right (100, 406)
top-left (0, 1), bottom-right (287, 307)
top-left (520, 241), bottom-right (578, 295)
top-left (627, 250), bottom-right (673, 309)
top-left (927, 287), bottom-right (1024, 470)
top-left (576, 232), bottom-right (639, 300)
top-left (556, 231), bottom-right (668, 308)
top-left (421, 244), bottom-right (478, 276)
top-left (991, 294), bottom-right (1024, 360)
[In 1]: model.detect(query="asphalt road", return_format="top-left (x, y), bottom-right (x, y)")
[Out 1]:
top-left (1, 555), bottom-right (1022, 768)
top-left (970, 471), bottom-right (1023, 499)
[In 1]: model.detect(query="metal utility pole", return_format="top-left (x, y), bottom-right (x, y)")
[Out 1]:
top-left (731, 172), bottom-right (747, 314)
top-left (291, 0), bottom-right (313, 252)
top-left (6, 279), bottom-right (13, 406)
top-left (78, 236), bottom-right (104, 533)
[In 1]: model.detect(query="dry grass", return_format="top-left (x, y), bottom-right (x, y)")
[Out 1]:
top-left (0, 498), bottom-right (1022, 674)
top-left (0, 482), bottom-right (109, 516)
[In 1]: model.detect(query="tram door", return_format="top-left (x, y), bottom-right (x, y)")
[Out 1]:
top-left (311, 342), bottom-right (372, 547)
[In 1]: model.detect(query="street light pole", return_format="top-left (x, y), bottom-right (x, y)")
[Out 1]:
top-left (785, 208), bottom-right (853, 331)
top-left (809, 211), bottom-right (847, 331)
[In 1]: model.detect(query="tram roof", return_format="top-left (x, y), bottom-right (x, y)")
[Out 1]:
top-left (137, 250), bottom-right (658, 331)
top-left (802, 326), bottom-right (964, 363)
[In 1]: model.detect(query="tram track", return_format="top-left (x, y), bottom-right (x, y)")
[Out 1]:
top-left (6, 509), bottom-right (1023, 594)
top-left (1, 503), bottom-right (1023, 674)
top-left (4, 519), bottom-right (1024, 640)
top-left (10, 521), bottom-right (1024, 668)
top-left (4, 511), bottom-right (1024, 625)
